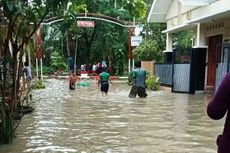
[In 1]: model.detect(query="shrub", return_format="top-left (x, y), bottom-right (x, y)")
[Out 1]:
top-left (133, 39), bottom-right (163, 62)
top-left (145, 75), bottom-right (160, 91)
top-left (50, 51), bottom-right (66, 72)
top-left (128, 72), bottom-right (134, 85)
top-left (34, 80), bottom-right (46, 89)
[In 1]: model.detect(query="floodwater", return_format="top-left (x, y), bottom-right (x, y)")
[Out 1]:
top-left (0, 79), bottom-right (225, 153)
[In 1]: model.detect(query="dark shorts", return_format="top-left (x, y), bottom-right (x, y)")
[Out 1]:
top-left (69, 82), bottom-right (75, 90)
top-left (101, 81), bottom-right (109, 92)
top-left (129, 86), bottom-right (147, 98)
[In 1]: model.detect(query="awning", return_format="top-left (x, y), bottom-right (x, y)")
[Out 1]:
top-left (147, 0), bottom-right (221, 23)
top-left (147, 0), bottom-right (173, 23)
top-left (186, 9), bottom-right (230, 24)
top-left (162, 23), bottom-right (196, 33)
top-left (179, 0), bottom-right (218, 6)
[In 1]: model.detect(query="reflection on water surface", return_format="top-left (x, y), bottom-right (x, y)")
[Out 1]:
top-left (0, 79), bottom-right (224, 153)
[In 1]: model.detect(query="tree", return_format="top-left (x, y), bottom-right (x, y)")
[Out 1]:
top-left (0, 0), bottom-right (68, 144)
top-left (30, 0), bottom-right (146, 74)
top-left (122, 0), bottom-right (147, 19)
top-left (133, 38), bottom-right (163, 62)
top-left (59, 0), bottom-right (147, 74)
top-left (173, 30), bottom-right (193, 49)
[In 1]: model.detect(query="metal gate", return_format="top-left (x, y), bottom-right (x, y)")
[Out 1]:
top-left (171, 48), bottom-right (192, 93)
top-left (172, 64), bottom-right (191, 92)
top-left (154, 63), bottom-right (172, 86)
top-left (215, 44), bottom-right (230, 91)
top-left (172, 48), bottom-right (206, 94)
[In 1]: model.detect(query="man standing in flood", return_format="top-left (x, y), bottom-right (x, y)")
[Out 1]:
top-left (129, 61), bottom-right (147, 98)
top-left (67, 56), bottom-right (74, 73)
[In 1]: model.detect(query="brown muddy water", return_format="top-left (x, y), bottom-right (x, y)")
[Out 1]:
top-left (0, 79), bottom-right (225, 153)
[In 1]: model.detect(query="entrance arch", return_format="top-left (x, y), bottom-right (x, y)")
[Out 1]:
top-left (36, 13), bottom-right (139, 78)
top-left (43, 13), bottom-right (137, 28)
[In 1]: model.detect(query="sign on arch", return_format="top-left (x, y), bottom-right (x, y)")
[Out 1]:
top-left (77, 21), bottom-right (95, 27)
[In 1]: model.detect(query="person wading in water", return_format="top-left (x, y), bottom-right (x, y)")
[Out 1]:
top-left (129, 61), bottom-right (147, 98)
top-left (98, 67), bottom-right (113, 96)
top-left (69, 71), bottom-right (78, 90)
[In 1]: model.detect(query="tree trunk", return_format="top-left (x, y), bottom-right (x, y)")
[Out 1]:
top-left (12, 44), bottom-right (19, 114)
top-left (66, 32), bottom-right (70, 56)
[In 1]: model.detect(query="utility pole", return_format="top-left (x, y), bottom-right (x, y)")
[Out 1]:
top-left (128, 27), bottom-right (135, 73)
top-left (74, 36), bottom-right (80, 73)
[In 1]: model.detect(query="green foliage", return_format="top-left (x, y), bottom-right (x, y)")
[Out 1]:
top-left (0, 0), bottom-right (69, 145)
top-left (128, 72), bottom-right (134, 85)
top-left (122, 0), bottom-right (147, 19)
top-left (144, 23), bottom-right (167, 52)
top-left (145, 75), bottom-right (160, 91)
top-left (0, 104), bottom-right (14, 144)
top-left (113, 43), bottom-right (126, 76)
top-left (173, 30), bottom-right (193, 50)
top-left (50, 51), bottom-right (67, 71)
top-left (42, 66), bottom-right (55, 75)
top-left (133, 38), bottom-right (164, 62)
top-left (31, 66), bottom-right (55, 75)
top-left (34, 80), bottom-right (46, 89)
top-left (47, 0), bottom-right (148, 74)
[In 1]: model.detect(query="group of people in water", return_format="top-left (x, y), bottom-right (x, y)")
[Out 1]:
top-left (67, 67), bottom-right (112, 96)
top-left (67, 61), bottom-right (148, 98)
top-left (25, 56), bottom-right (230, 152)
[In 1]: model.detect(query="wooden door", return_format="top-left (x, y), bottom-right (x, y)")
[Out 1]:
top-left (207, 35), bottom-right (223, 86)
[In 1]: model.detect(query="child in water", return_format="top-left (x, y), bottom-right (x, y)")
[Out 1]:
top-left (69, 71), bottom-right (78, 90)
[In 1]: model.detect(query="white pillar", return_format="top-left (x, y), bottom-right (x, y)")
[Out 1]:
top-left (196, 23), bottom-right (200, 47)
top-left (40, 58), bottom-right (43, 81)
top-left (165, 33), bottom-right (173, 52)
top-left (74, 38), bottom-right (78, 73)
top-left (28, 48), bottom-right (31, 67)
top-left (132, 59), bottom-right (135, 70)
top-left (194, 23), bottom-right (207, 48)
top-left (36, 58), bottom-right (38, 77)
top-left (128, 59), bottom-right (131, 73)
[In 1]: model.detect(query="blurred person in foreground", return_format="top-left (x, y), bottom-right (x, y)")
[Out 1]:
top-left (207, 72), bottom-right (230, 153)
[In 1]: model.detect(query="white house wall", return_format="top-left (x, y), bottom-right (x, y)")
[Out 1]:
top-left (190, 18), bottom-right (230, 48)
top-left (191, 23), bottom-right (207, 47)
top-left (166, 0), bottom-right (199, 29)
top-left (166, 0), bottom-right (178, 21)
top-left (181, 6), bottom-right (198, 14)
top-left (189, 0), bottom-right (230, 22)
top-left (202, 18), bottom-right (230, 43)
top-left (165, 0), bottom-right (230, 30)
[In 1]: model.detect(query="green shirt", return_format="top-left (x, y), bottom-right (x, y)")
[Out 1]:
top-left (100, 72), bottom-right (110, 81)
top-left (133, 68), bottom-right (146, 87)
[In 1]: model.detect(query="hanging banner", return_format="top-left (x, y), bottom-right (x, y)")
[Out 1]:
top-left (131, 36), bottom-right (143, 46)
top-left (77, 21), bottom-right (95, 27)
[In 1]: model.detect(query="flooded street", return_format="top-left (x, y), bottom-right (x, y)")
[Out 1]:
top-left (0, 79), bottom-right (225, 153)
